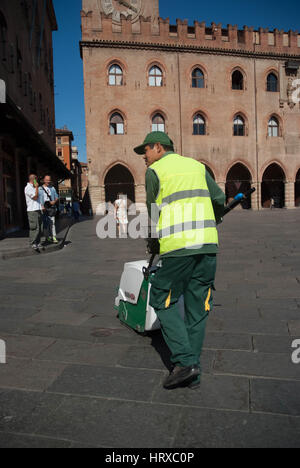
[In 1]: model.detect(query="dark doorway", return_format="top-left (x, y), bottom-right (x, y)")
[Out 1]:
top-left (295, 169), bottom-right (300, 207)
top-left (226, 163), bottom-right (252, 209)
top-left (203, 164), bottom-right (215, 181)
top-left (105, 164), bottom-right (135, 205)
top-left (261, 164), bottom-right (285, 208)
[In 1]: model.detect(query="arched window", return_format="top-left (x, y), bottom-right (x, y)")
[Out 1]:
top-left (192, 68), bottom-right (205, 88)
top-left (262, 163), bottom-right (285, 208)
top-left (267, 73), bottom-right (278, 92)
top-left (149, 66), bottom-right (163, 87)
top-left (268, 117), bottom-right (279, 137)
top-left (0, 11), bottom-right (7, 61)
top-left (152, 113), bottom-right (165, 132)
top-left (193, 114), bottom-right (206, 135)
top-left (109, 64), bottom-right (123, 86)
top-left (232, 70), bottom-right (244, 90)
top-left (226, 164), bottom-right (252, 209)
top-left (110, 112), bottom-right (124, 135)
top-left (233, 115), bottom-right (245, 136)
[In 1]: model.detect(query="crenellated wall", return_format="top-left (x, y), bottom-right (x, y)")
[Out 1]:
top-left (81, 11), bottom-right (300, 57)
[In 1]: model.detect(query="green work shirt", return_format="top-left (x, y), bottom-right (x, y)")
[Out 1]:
top-left (145, 152), bottom-right (226, 257)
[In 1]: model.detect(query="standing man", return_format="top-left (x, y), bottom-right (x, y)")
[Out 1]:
top-left (24, 174), bottom-right (43, 251)
top-left (40, 175), bottom-right (59, 244)
top-left (134, 132), bottom-right (226, 390)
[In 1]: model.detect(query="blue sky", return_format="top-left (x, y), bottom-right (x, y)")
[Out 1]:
top-left (52, 0), bottom-right (300, 163)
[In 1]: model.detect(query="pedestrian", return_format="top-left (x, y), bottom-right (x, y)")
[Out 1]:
top-left (134, 132), bottom-right (226, 390)
top-left (114, 193), bottom-right (128, 238)
top-left (39, 175), bottom-right (59, 244)
top-left (72, 199), bottom-right (81, 222)
top-left (24, 174), bottom-right (43, 251)
top-left (66, 202), bottom-right (72, 217)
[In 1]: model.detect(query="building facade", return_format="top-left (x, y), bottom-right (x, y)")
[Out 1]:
top-left (56, 127), bottom-right (74, 201)
top-left (81, 0), bottom-right (300, 212)
top-left (0, 0), bottom-right (70, 237)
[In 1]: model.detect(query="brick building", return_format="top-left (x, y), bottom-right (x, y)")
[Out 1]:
top-left (56, 127), bottom-right (74, 201)
top-left (80, 0), bottom-right (300, 212)
top-left (0, 0), bottom-right (70, 237)
top-left (80, 162), bottom-right (89, 200)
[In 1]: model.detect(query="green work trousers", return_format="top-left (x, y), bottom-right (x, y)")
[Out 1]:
top-left (149, 254), bottom-right (217, 370)
top-left (27, 210), bottom-right (43, 245)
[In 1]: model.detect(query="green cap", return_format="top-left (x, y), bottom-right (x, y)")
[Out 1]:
top-left (134, 131), bottom-right (174, 155)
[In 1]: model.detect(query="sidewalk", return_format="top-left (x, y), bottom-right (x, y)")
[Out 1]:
top-left (0, 211), bottom-right (299, 447)
top-left (0, 216), bottom-right (74, 261)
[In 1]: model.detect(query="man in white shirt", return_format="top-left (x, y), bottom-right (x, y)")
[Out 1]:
top-left (24, 174), bottom-right (43, 250)
top-left (39, 175), bottom-right (59, 244)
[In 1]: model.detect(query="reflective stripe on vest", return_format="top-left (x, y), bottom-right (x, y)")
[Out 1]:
top-left (150, 153), bottom-right (219, 256)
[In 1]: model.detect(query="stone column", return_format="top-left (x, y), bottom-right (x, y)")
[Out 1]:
top-left (217, 181), bottom-right (226, 193)
top-left (251, 181), bottom-right (261, 211)
top-left (135, 184), bottom-right (146, 207)
top-left (285, 181), bottom-right (295, 209)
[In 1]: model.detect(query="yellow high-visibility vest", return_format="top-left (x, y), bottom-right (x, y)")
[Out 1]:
top-left (150, 153), bottom-right (218, 256)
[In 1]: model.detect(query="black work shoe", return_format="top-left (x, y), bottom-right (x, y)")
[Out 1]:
top-left (163, 365), bottom-right (200, 390)
top-left (188, 377), bottom-right (201, 390)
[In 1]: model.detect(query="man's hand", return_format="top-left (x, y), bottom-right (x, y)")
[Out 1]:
top-left (147, 238), bottom-right (160, 255)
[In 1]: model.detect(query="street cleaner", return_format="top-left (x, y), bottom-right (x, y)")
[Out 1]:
top-left (134, 131), bottom-right (226, 390)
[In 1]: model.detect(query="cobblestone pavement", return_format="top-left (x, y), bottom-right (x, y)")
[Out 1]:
top-left (0, 211), bottom-right (299, 448)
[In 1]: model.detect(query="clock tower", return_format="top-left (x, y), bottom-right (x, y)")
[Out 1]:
top-left (81, 0), bottom-right (159, 32)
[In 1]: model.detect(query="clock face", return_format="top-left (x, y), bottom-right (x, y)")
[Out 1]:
top-left (101, 0), bottom-right (142, 23)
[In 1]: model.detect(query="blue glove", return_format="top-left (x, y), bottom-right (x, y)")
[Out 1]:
top-left (234, 193), bottom-right (244, 202)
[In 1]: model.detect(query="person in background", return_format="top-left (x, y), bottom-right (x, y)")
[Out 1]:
top-left (114, 193), bottom-right (128, 238)
top-left (72, 198), bottom-right (81, 222)
top-left (24, 174), bottom-right (43, 251)
top-left (39, 175), bottom-right (59, 244)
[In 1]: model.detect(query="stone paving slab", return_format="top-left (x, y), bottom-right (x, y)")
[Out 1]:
top-left (0, 358), bottom-right (67, 392)
top-left (207, 316), bottom-right (289, 335)
top-left (0, 307), bottom-right (40, 321)
top-left (28, 307), bottom-right (94, 326)
top-left (0, 334), bottom-right (56, 359)
top-left (20, 322), bottom-right (106, 343)
top-left (36, 339), bottom-right (130, 367)
top-left (48, 364), bottom-right (164, 402)
top-left (288, 321), bottom-right (300, 335)
top-left (117, 345), bottom-right (215, 374)
top-left (0, 432), bottom-right (71, 448)
top-left (174, 408), bottom-right (300, 448)
top-left (0, 295), bottom-right (44, 308)
top-left (214, 350), bottom-right (300, 380)
top-left (35, 396), bottom-right (181, 448)
top-left (0, 319), bottom-right (27, 335)
top-left (250, 379), bottom-right (300, 416)
top-left (152, 374), bottom-right (249, 412)
top-left (203, 332), bottom-right (253, 351)
top-left (0, 389), bottom-right (64, 434)
top-left (252, 335), bottom-right (295, 354)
